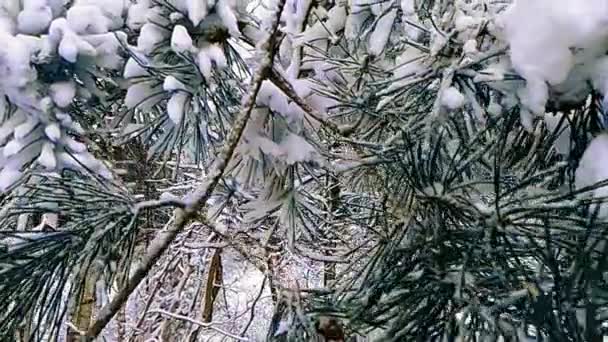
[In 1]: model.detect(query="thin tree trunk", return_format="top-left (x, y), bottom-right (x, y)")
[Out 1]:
top-left (68, 260), bottom-right (102, 342)
top-left (201, 249), bottom-right (223, 322)
top-left (67, 273), bottom-right (97, 342)
top-left (324, 174), bottom-right (340, 287)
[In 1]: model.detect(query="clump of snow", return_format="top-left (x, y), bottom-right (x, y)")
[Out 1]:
top-left (368, 9), bottom-right (397, 56)
top-left (167, 92), bottom-right (189, 125)
top-left (197, 44), bottom-right (227, 79)
top-left (123, 56), bottom-right (149, 78)
top-left (137, 22), bottom-right (167, 55)
top-left (280, 133), bottom-right (317, 164)
top-left (257, 81), bottom-right (289, 115)
top-left (499, 0), bottom-right (608, 114)
top-left (38, 142), bottom-right (56, 169)
top-left (441, 86), bottom-right (466, 110)
top-left (576, 133), bottom-right (608, 218)
top-left (215, 0), bottom-right (240, 37)
top-left (292, 4), bottom-right (346, 47)
top-left (50, 81), bottom-right (76, 108)
top-left (17, 0), bottom-right (53, 35)
top-left (66, 4), bottom-right (110, 34)
top-left (44, 123), bottom-right (61, 142)
top-left (125, 82), bottom-right (162, 110)
top-left (185, 0), bottom-right (209, 26)
top-left (0, 0), bottom-right (126, 190)
top-left (171, 25), bottom-right (193, 53)
top-left (163, 75), bottom-right (187, 92)
top-left (127, 0), bottom-right (150, 30)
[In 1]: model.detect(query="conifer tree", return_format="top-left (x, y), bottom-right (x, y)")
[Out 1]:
top-left (2, 0), bottom-right (608, 341)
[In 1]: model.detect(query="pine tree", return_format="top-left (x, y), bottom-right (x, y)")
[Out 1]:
top-left (2, 0), bottom-right (608, 341)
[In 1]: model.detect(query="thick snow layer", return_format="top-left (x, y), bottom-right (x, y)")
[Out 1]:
top-left (0, 0), bottom-right (128, 189)
top-left (257, 81), bottom-right (289, 115)
top-left (17, 3), bottom-right (53, 35)
top-left (75, 0), bottom-right (127, 30)
top-left (14, 117), bottom-right (38, 140)
top-left (500, 0), bottom-right (608, 114)
top-left (67, 4), bottom-right (109, 34)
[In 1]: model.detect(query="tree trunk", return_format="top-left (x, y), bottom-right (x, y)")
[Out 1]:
top-left (67, 267), bottom-right (99, 342)
top-left (324, 174), bottom-right (340, 287)
top-left (201, 249), bottom-right (223, 322)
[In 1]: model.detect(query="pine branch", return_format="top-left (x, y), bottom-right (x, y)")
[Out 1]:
top-left (84, 1), bottom-right (289, 337)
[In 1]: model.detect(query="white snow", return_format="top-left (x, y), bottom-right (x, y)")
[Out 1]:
top-left (127, 0), bottom-right (150, 30)
top-left (499, 0), bottom-right (608, 114)
top-left (163, 75), bottom-right (187, 92)
top-left (83, 31), bottom-right (126, 70)
top-left (197, 49), bottom-right (213, 79)
top-left (75, 0), bottom-right (126, 29)
top-left (66, 4), bottom-right (109, 34)
top-left (125, 82), bottom-right (161, 110)
top-left (63, 137), bottom-right (87, 153)
top-left (186, 0), bottom-right (208, 26)
top-left (137, 22), bottom-right (167, 55)
top-left (441, 86), bottom-right (466, 110)
top-left (3, 139), bottom-right (23, 157)
top-left (167, 92), bottom-right (189, 125)
top-left (216, 0), bottom-right (240, 37)
top-left (463, 39), bottom-right (478, 55)
top-left (38, 142), bottom-right (56, 169)
top-left (170, 25), bottom-right (193, 54)
top-left (292, 4), bottom-right (347, 46)
top-left (0, 167), bottom-right (22, 191)
top-left (257, 81), bottom-right (289, 115)
top-left (576, 133), bottom-right (608, 218)
top-left (44, 123), bottom-right (61, 142)
top-left (196, 44), bottom-right (227, 79)
top-left (204, 44), bottom-right (227, 69)
top-left (50, 81), bottom-right (76, 108)
top-left (17, 1), bottom-right (53, 35)
top-left (14, 118), bottom-right (38, 139)
top-left (57, 32), bottom-right (79, 62)
top-left (280, 133), bottom-right (316, 164)
top-left (368, 9), bottom-right (396, 56)
top-left (123, 57), bottom-right (149, 78)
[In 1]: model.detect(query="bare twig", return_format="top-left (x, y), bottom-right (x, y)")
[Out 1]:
top-left (149, 309), bottom-right (250, 341)
top-left (239, 275), bottom-right (268, 337)
top-left (85, 1), bottom-right (288, 337)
